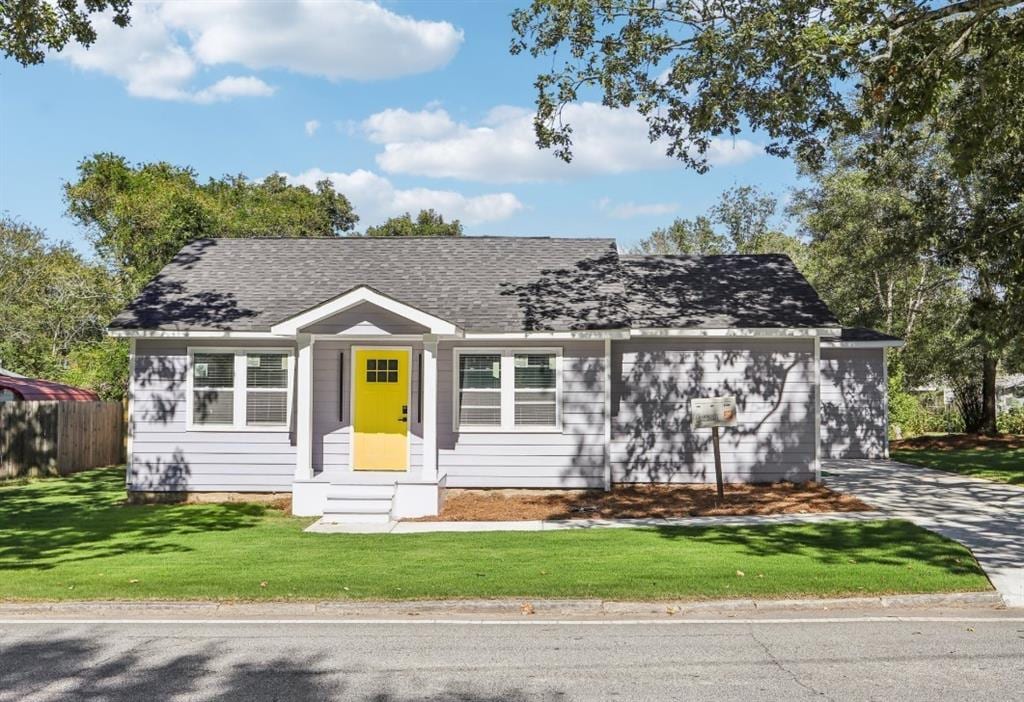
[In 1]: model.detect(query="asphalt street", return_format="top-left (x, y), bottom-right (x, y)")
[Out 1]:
top-left (2, 614), bottom-right (1023, 701)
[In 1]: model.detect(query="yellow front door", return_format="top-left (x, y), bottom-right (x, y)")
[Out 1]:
top-left (352, 348), bottom-right (409, 471)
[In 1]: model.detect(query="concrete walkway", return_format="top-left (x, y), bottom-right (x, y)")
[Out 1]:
top-left (824, 459), bottom-right (1024, 608)
top-left (305, 511), bottom-right (880, 534)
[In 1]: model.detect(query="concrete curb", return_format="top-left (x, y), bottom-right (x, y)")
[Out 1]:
top-left (0, 591), bottom-right (1003, 619)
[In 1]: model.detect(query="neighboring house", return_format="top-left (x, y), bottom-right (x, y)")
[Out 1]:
top-left (997, 375), bottom-right (1024, 412)
top-left (0, 367), bottom-right (100, 402)
top-left (108, 237), bottom-right (901, 521)
top-left (912, 374), bottom-right (1024, 413)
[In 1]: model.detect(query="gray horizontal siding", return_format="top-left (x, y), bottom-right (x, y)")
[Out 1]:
top-left (302, 302), bottom-right (429, 335)
top-left (611, 338), bottom-right (816, 483)
top-left (438, 340), bottom-right (606, 488)
top-left (130, 339), bottom-right (296, 492)
top-left (820, 347), bottom-right (887, 459)
top-left (312, 340), bottom-right (423, 477)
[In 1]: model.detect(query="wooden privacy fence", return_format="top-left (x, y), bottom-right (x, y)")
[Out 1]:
top-left (0, 401), bottom-right (124, 479)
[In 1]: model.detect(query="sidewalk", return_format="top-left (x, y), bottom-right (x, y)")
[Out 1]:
top-left (0, 591), bottom-right (1004, 622)
top-left (305, 510), bottom-right (881, 534)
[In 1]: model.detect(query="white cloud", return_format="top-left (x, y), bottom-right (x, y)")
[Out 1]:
top-left (284, 168), bottom-right (523, 226)
top-left (597, 198), bottom-right (678, 219)
top-left (192, 76), bottom-right (276, 104)
top-left (362, 108), bottom-right (457, 144)
top-left (61, 5), bottom-right (199, 101)
top-left (371, 102), bottom-right (761, 183)
top-left (304, 120), bottom-right (321, 137)
top-left (58, 1), bottom-right (463, 102)
top-left (163, 0), bottom-right (462, 81)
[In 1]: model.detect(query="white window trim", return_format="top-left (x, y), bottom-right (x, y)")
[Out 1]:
top-left (186, 346), bottom-right (294, 432)
top-left (452, 347), bottom-right (563, 434)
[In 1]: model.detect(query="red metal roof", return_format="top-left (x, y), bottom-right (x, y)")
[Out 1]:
top-left (0, 376), bottom-right (100, 402)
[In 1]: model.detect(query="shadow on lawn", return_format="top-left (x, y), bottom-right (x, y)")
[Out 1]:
top-left (0, 468), bottom-right (267, 571)
top-left (651, 520), bottom-right (986, 576)
top-left (0, 636), bottom-right (538, 701)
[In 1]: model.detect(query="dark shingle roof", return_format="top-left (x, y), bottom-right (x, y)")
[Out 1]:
top-left (619, 254), bottom-right (840, 329)
top-left (109, 237), bottom-right (627, 333)
top-left (110, 238), bottom-right (843, 333)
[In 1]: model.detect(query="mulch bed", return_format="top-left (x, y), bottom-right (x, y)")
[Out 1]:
top-left (892, 434), bottom-right (1024, 451)
top-left (414, 483), bottom-right (872, 522)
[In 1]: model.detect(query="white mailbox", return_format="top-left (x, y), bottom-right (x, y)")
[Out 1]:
top-left (690, 396), bottom-right (738, 429)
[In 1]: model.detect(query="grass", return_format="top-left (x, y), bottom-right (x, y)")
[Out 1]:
top-left (892, 438), bottom-right (1024, 485)
top-left (0, 468), bottom-right (991, 602)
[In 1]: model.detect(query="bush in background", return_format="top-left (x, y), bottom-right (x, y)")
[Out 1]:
top-left (997, 408), bottom-right (1024, 435)
top-left (888, 367), bottom-right (964, 438)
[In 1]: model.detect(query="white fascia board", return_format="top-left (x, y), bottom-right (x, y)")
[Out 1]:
top-left (459, 329), bottom-right (631, 341)
top-left (106, 329), bottom-right (284, 339)
top-left (270, 286), bottom-right (461, 336)
top-left (309, 333), bottom-right (425, 342)
top-left (820, 340), bottom-right (904, 349)
top-left (630, 327), bottom-right (841, 339)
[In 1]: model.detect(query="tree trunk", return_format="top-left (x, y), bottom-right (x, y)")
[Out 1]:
top-left (981, 354), bottom-right (998, 435)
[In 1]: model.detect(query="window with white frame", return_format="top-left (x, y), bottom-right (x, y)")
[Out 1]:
top-left (188, 348), bottom-right (292, 429)
top-left (455, 349), bottom-right (560, 431)
top-left (192, 352), bottom-right (234, 425)
top-left (245, 353), bottom-right (289, 425)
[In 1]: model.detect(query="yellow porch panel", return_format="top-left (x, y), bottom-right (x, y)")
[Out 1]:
top-left (352, 348), bottom-right (410, 471)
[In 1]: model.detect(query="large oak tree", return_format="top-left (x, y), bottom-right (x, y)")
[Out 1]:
top-left (512, 0), bottom-right (1024, 174)
top-left (64, 154), bottom-right (359, 292)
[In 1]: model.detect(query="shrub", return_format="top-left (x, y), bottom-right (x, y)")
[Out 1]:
top-left (997, 407), bottom-right (1024, 435)
top-left (887, 366), bottom-right (963, 438)
top-left (888, 372), bottom-right (931, 438)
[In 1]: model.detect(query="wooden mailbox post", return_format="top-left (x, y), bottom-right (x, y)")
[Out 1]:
top-left (689, 396), bottom-right (738, 500)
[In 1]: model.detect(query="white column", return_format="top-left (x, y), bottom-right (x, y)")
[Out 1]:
top-left (295, 333), bottom-right (314, 480)
top-left (422, 337), bottom-right (439, 481)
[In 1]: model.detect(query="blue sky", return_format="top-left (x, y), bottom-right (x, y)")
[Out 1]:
top-left (0, 0), bottom-right (801, 255)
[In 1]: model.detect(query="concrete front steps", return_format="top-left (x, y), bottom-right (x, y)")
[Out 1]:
top-left (293, 472), bottom-right (445, 520)
top-left (323, 479), bottom-right (397, 524)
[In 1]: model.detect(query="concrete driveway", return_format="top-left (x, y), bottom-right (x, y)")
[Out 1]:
top-left (825, 459), bottom-right (1024, 607)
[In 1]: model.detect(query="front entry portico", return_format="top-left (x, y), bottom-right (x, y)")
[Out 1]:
top-left (282, 287), bottom-right (454, 519)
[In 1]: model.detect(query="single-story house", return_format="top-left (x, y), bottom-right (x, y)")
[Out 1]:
top-left (108, 237), bottom-right (901, 521)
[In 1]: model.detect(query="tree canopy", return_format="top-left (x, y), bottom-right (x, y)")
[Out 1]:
top-left (364, 209), bottom-right (463, 238)
top-left (1, 0), bottom-right (132, 65)
top-left (1, 153), bottom-right (368, 399)
top-left (0, 217), bottom-right (125, 397)
top-left (633, 186), bottom-right (805, 263)
top-left (511, 1), bottom-right (1024, 175)
top-left (64, 154), bottom-right (358, 292)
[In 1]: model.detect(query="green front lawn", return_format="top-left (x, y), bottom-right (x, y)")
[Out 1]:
top-left (0, 468), bottom-right (990, 601)
top-left (892, 439), bottom-right (1024, 485)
